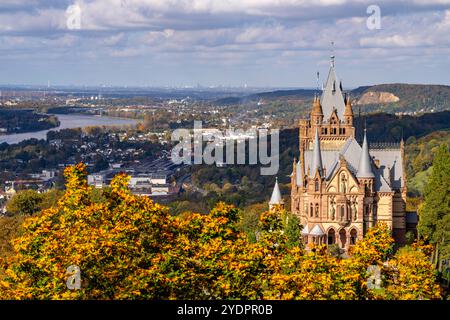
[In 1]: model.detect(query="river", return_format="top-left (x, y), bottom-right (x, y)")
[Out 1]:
top-left (0, 114), bottom-right (138, 145)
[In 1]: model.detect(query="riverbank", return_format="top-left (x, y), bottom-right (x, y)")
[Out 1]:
top-left (0, 113), bottom-right (138, 145)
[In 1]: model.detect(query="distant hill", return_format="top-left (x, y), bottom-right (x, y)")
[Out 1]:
top-left (353, 83), bottom-right (450, 113)
top-left (213, 89), bottom-right (317, 105)
top-left (214, 83), bottom-right (450, 114)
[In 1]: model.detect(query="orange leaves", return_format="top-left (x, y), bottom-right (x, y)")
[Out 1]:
top-left (381, 246), bottom-right (442, 300)
top-left (350, 222), bottom-right (394, 266)
top-left (0, 164), bottom-right (443, 300)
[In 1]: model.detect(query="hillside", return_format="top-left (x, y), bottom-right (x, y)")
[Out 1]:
top-left (353, 83), bottom-right (450, 114)
top-left (405, 130), bottom-right (450, 196)
top-left (216, 84), bottom-right (450, 121)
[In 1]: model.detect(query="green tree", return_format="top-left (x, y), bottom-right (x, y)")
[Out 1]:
top-left (282, 212), bottom-right (302, 249)
top-left (418, 144), bottom-right (450, 272)
top-left (6, 190), bottom-right (44, 216)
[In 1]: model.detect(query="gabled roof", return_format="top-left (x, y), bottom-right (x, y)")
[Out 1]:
top-left (310, 224), bottom-right (325, 236)
top-left (301, 224), bottom-right (309, 235)
top-left (320, 58), bottom-right (346, 121)
top-left (370, 149), bottom-right (404, 189)
top-left (299, 136), bottom-right (402, 193)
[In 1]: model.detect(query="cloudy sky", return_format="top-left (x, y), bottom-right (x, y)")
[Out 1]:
top-left (0, 0), bottom-right (449, 87)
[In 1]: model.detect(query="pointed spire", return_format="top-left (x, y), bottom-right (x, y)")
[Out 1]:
top-left (311, 94), bottom-right (323, 117)
top-left (310, 128), bottom-right (323, 177)
top-left (344, 93), bottom-right (353, 116)
top-left (269, 177), bottom-right (283, 205)
top-left (357, 130), bottom-right (375, 178)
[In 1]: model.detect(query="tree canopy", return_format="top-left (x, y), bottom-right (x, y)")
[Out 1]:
top-left (0, 164), bottom-right (443, 300)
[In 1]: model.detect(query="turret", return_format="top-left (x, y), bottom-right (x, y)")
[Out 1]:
top-left (357, 130), bottom-right (374, 179)
top-left (344, 93), bottom-right (354, 125)
top-left (357, 130), bottom-right (375, 194)
top-left (269, 177), bottom-right (284, 211)
top-left (310, 95), bottom-right (323, 125)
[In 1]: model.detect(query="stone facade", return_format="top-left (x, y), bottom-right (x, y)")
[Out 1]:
top-left (290, 56), bottom-right (407, 250)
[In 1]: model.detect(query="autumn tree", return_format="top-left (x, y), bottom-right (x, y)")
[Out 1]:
top-left (350, 222), bottom-right (394, 266)
top-left (0, 164), bottom-right (176, 299)
top-left (381, 246), bottom-right (442, 300)
top-left (0, 164), bottom-right (443, 300)
top-left (6, 190), bottom-right (45, 216)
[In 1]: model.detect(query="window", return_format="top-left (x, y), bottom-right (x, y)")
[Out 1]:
top-left (315, 204), bottom-right (319, 218)
top-left (350, 229), bottom-right (357, 245)
top-left (340, 206), bottom-right (345, 221)
top-left (310, 204), bottom-right (313, 217)
top-left (327, 229), bottom-right (336, 245)
top-left (315, 180), bottom-right (319, 191)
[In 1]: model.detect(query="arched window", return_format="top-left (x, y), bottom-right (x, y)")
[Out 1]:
top-left (327, 229), bottom-right (336, 245)
top-left (315, 179), bottom-right (319, 192)
top-left (310, 204), bottom-right (313, 217)
top-left (304, 179), bottom-right (308, 188)
top-left (350, 229), bottom-right (358, 245)
top-left (315, 203), bottom-right (319, 218)
top-left (340, 206), bottom-right (345, 221)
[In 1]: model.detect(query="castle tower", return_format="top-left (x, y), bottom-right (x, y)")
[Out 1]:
top-left (291, 54), bottom-right (408, 249)
top-left (299, 55), bottom-right (355, 154)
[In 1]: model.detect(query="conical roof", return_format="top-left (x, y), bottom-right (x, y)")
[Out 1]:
top-left (310, 128), bottom-right (323, 177)
top-left (357, 130), bottom-right (375, 178)
top-left (344, 93), bottom-right (353, 116)
top-left (320, 56), bottom-right (346, 120)
top-left (310, 225), bottom-right (325, 236)
top-left (301, 224), bottom-right (309, 235)
top-left (269, 178), bottom-right (283, 204)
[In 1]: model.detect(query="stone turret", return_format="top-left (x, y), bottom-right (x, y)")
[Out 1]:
top-left (344, 93), bottom-right (354, 126)
top-left (311, 94), bottom-right (323, 125)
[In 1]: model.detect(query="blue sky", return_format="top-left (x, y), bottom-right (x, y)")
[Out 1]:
top-left (0, 0), bottom-right (449, 88)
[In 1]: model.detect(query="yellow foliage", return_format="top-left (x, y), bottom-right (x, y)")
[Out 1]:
top-left (0, 164), bottom-right (443, 300)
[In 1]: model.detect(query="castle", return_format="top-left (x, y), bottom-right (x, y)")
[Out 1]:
top-left (285, 55), bottom-right (408, 250)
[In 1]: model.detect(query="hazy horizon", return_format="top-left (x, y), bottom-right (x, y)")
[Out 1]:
top-left (1, 1), bottom-right (450, 87)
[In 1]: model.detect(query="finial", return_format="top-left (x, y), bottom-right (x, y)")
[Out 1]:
top-left (330, 41), bottom-right (335, 67)
top-left (316, 71), bottom-right (320, 93)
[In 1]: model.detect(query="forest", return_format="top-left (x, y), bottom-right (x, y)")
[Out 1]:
top-left (0, 110), bottom-right (59, 134)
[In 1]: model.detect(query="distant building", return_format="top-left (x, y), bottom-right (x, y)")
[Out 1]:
top-left (290, 55), bottom-right (408, 250)
top-left (88, 174), bottom-right (106, 189)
